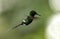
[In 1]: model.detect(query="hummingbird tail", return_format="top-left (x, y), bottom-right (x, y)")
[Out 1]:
top-left (6, 22), bottom-right (24, 33)
top-left (12, 22), bottom-right (24, 29)
top-left (12, 24), bottom-right (21, 29)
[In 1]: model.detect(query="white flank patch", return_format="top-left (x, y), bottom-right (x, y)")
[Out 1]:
top-left (23, 20), bottom-right (26, 22)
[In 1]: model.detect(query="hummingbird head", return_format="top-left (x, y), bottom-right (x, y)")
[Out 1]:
top-left (30, 10), bottom-right (41, 17)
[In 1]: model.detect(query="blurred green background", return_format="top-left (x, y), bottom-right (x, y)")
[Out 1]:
top-left (0, 0), bottom-right (53, 39)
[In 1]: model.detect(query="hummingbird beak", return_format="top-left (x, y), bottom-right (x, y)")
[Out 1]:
top-left (36, 13), bottom-right (41, 16)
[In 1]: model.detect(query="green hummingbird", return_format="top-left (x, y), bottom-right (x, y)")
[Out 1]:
top-left (12, 10), bottom-right (41, 29)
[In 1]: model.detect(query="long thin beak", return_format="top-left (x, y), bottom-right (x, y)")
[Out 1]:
top-left (36, 13), bottom-right (41, 16)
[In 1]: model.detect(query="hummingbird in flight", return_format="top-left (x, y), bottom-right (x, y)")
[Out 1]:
top-left (12, 10), bottom-right (41, 29)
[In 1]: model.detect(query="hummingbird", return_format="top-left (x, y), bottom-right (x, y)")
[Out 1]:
top-left (12, 10), bottom-right (41, 29)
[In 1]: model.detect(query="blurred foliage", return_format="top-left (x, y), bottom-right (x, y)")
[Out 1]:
top-left (0, 0), bottom-right (53, 39)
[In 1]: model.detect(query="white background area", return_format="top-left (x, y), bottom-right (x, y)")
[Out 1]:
top-left (46, 13), bottom-right (60, 39)
top-left (49, 0), bottom-right (60, 11)
top-left (46, 0), bottom-right (60, 39)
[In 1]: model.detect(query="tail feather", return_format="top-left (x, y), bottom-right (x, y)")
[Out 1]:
top-left (12, 22), bottom-right (24, 29)
top-left (12, 24), bottom-right (21, 29)
top-left (6, 22), bottom-right (24, 33)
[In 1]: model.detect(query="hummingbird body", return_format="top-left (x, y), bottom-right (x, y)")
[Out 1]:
top-left (21, 16), bottom-right (33, 25)
top-left (12, 10), bottom-right (41, 29)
